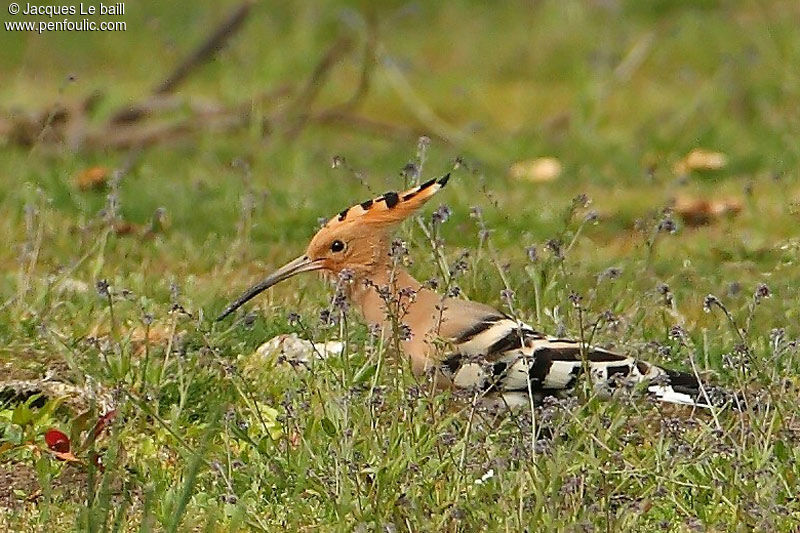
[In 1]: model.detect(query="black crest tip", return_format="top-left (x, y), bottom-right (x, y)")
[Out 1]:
top-left (420, 177), bottom-right (437, 190)
top-left (437, 173), bottom-right (451, 187)
top-left (383, 191), bottom-right (400, 208)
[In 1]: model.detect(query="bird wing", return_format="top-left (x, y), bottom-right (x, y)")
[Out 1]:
top-left (435, 299), bottom-right (718, 408)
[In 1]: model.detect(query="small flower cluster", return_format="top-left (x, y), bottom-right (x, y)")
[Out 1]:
top-left (568, 291), bottom-right (583, 308)
top-left (446, 285), bottom-right (461, 298)
top-left (722, 344), bottom-right (752, 373)
top-left (431, 204), bottom-right (452, 225)
top-left (599, 266), bottom-right (622, 281)
top-left (525, 245), bottom-right (538, 263)
top-left (330, 154), bottom-right (346, 168)
top-left (95, 279), bottom-right (110, 297)
top-left (657, 208), bottom-right (678, 234)
top-left (545, 238), bottom-right (563, 260)
top-left (656, 283), bottom-right (673, 306)
top-left (449, 251), bottom-right (470, 277)
top-left (669, 325), bottom-right (688, 344)
top-left (389, 239), bottom-right (409, 259)
top-left (401, 162), bottom-right (419, 180)
top-left (500, 288), bottom-right (515, 307)
top-left (398, 323), bottom-right (413, 341)
top-left (571, 193), bottom-right (590, 210)
top-left (753, 283), bottom-right (771, 304)
top-left (657, 217), bottom-right (677, 234)
top-left (702, 294), bottom-right (721, 313)
top-left (287, 312), bottom-right (301, 326)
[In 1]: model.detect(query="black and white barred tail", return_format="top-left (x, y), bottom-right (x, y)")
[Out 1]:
top-left (442, 316), bottom-right (732, 409)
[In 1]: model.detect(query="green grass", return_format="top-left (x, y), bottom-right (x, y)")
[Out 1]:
top-left (1, 0), bottom-right (800, 530)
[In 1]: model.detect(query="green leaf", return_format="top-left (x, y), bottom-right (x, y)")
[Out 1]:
top-left (774, 439), bottom-right (789, 462)
top-left (11, 404), bottom-right (34, 427)
top-left (32, 397), bottom-right (63, 425)
top-left (320, 417), bottom-right (337, 438)
top-left (257, 436), bottom-right (273, 454)
top-left (35, 455), bottom-right (53, 485)
top-left (353, 364), bottom-right (377, 385)
top-left (71, 410), bottom-right (93, 452)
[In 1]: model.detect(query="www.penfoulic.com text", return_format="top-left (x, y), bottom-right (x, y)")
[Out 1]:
top-left (5, 3), bottom-right (127, 34)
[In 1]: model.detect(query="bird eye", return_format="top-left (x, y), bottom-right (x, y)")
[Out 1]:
top-left (330, 240), bottom-right (346, 253)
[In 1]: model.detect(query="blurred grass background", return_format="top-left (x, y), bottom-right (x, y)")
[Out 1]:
top-left (2, 0), bottom-right (798, 329)
top-left (1, 0), bottom-right (800, 530)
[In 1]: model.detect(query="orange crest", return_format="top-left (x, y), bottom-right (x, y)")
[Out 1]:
top-left (324, 174), bottom-right (450, 230)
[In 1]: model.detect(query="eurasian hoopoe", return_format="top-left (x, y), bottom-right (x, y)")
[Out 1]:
top-left (219, 175), bottom-right (728, 409)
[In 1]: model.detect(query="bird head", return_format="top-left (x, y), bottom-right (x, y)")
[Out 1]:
top-left (217, 174), bottom-right (449, 320)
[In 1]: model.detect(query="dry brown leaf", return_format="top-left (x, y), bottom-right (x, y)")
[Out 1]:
top-left (86, 322), bottom-right (174, 354)
top-left (48, 449), bottom-right (82, 464)
top-left (509, 157), bottom-right (562, 183)
top-left (674, 195), bottom-right (742, 227)
top-left (75, 166), bottom-right (110, 191)
top-left (112, 221), bottom-right (145, 237)
top-left (129, 323), bottom-right (174, 346)
top-left (128, 323), bottom-right (175, 357)
top-left (673, 149), bottom-right (728, 175)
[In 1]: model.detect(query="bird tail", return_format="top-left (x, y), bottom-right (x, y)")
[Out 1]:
top-left (444, 317), bottom-right (741, 409)
top-left (644, 366), bottom-right (741, 409)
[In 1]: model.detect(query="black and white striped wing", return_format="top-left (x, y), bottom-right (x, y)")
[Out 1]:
top-left (441, 315), bottom-right (711, 407)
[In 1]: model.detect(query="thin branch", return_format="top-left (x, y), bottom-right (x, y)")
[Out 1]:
top-left (154, 0), bottom-right (254, 95)
top-left (111, 0), bottom-right (254, 125)
top-left (318, 14), bottom-right (378, 117)
top-left (283, 35), bottom-right (354, 139)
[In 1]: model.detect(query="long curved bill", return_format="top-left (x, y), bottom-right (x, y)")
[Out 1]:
top-left (216, 255), bottom-right (323, 321)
